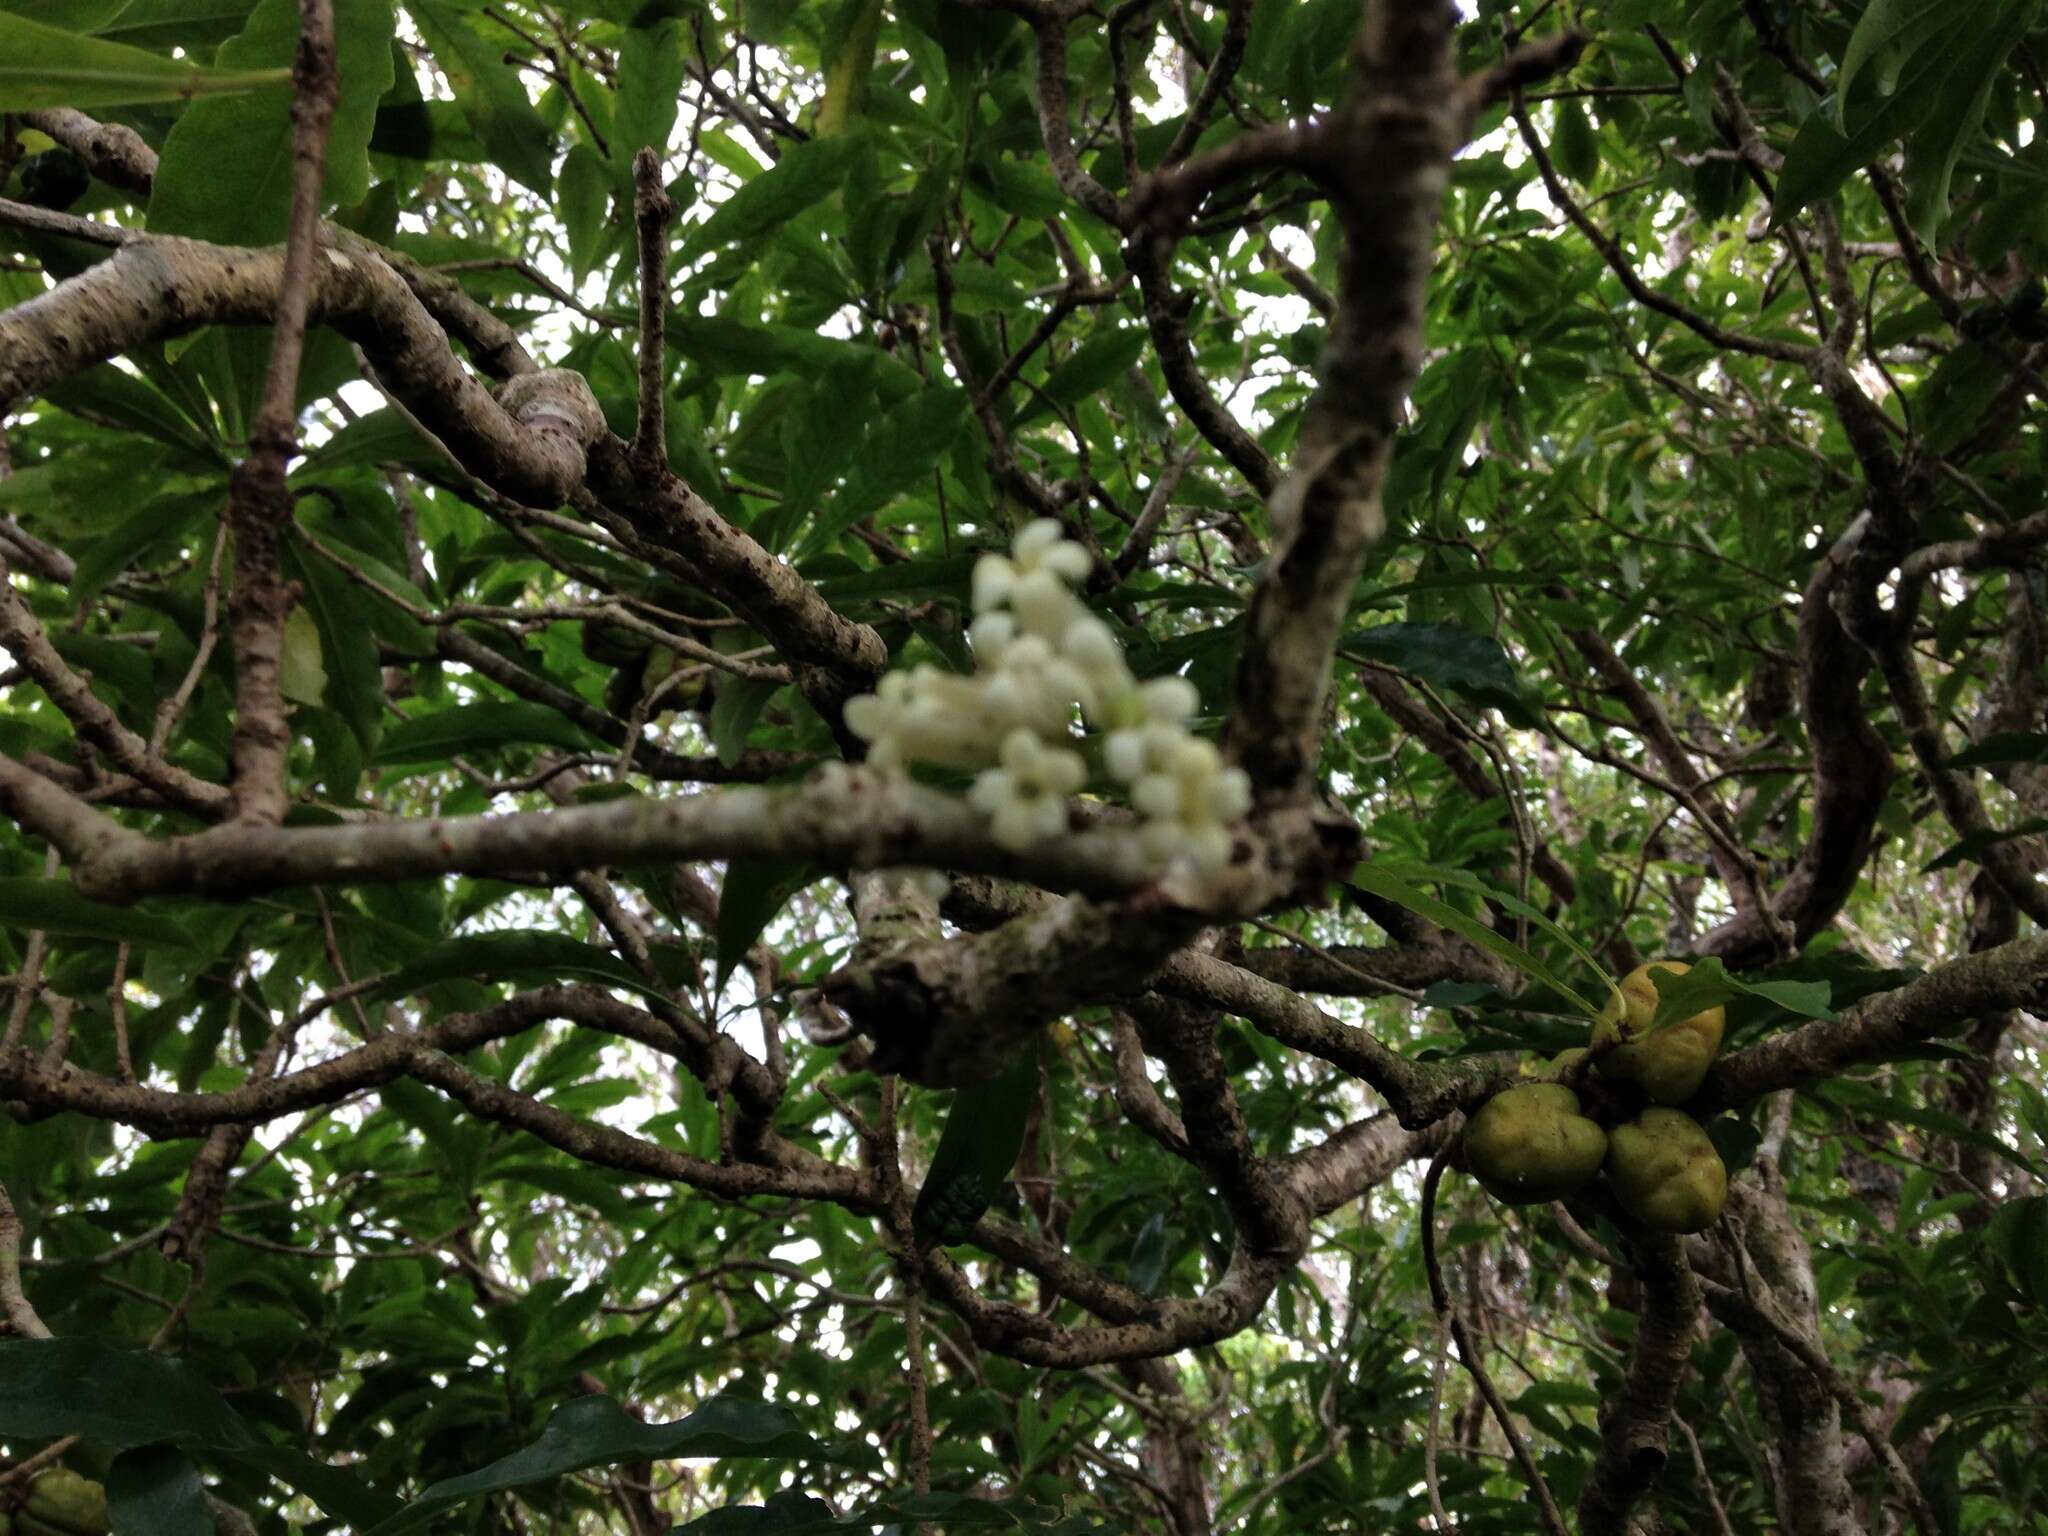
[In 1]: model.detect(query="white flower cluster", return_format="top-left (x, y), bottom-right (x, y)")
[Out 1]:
top-left (843, 519), bottom-right (1251, 874)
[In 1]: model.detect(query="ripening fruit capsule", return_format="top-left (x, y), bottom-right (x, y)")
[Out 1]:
top-left (23, 1468), bottom-right (109, 1536)
top-left (1592, 960), bottom-right (1725, 1105)
top-left (1462, 1083), bottom-right (1609, 1205)
top-left (1603, 1108), bottom-right (1728, 1233)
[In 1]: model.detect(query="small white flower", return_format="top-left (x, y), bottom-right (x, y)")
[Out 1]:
top-left (1012, 518), bottom-right (1067, 563)
top-left (969, 729), bottom-right (1087, 851)
top-left (1165, 734), bottom-right (1221, 779)
top-left (1131, 772), bottom-right (1183, 821)
top-left (843, 692), bottom-right (891, 744)
top-left (1010, 567), bottom-right (1081, 639)
top-left (969, 610), bottom-right (1017, 657)
top-left (1042, 541), bottom-right (1092, 583)
top-left (1180, 822), bottom-right (1234, 874)
top-left (1206, 766), bottom-right (1253, 821)
top-left (1139, 674), bottom-right (1200, 723)
top-left (973, 554), bottom-right (1017, 614)
top-left (1061, 615), bottom-right (1124, 674)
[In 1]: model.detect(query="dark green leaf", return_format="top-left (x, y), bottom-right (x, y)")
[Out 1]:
top-left (914, 1046), bottom-right (1038, 1246)
top-left (614, 18), bottom-right (685, 163)
top-left (368, 930), bottom-right (652, 1001)
top-left (1950, 731), bottom-right (2048, 768)
top-left (0, 878), bottom-right (193, 947)
top-left (108, 1445), bottom-right (211, 1536)
top-left (1348, 862), bottom-right (1600, 1018)
top-left (678, 134), bottom-right (863, 260)
top-left (1014, 328), bottom-right (1147, 425)
top-left (714, 859), bottom-right (817, 994)
top-left (560, 143), bottom-right (613, 281)
top-left (1922, 818), bottom-right (2048, 872)
top-left (0, 10), bottom-right (285, 109)
top-left (372, 701), bottom-right (606, 766)
top-left (368, 1396), bottom-right (854, 1536)
top-left (147, 0), bottom-right (394, 243)
top-left (410, 1), bottom-right (555, 193)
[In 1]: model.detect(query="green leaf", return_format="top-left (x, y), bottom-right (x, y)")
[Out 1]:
top-left (560, 142), bottom-right (613, 282)
top-left (146, 0), bottom-right (395, 243)
top-left (0, 11), bottom-right (286, 109)
top-left (1915, 341), bottom-right (2008, 452)
top-left (1553, 96), bottom-right (1599, 183)
top-left (0, 878), bottom-right (194, 947)
top-left (372, 701), bottom-right (606, 766)
top-left (280, 539), bottom-right (383, 751)
top-left (678, 133), bottom-right (863, 260)
top-left (1639, 955), bottom-right (1836, 1033)
top-left (108, 1445), bottom-right (212, 1536)
top-left (1774, 1), bottom-right (2035, 234)
top-left (710, 675), bottom-right (781, 767)
top-left (305, 405), bottom-right (450, 472)
top-left (1838, 0), bottom-right (1954, 117)
top-left (278, 603), bottom-right (328, 705)
top-left (765, 354), bottom-right (878, 550)
top-left (367, 1396), bottom-right (852, 1536)
top-left (808, 384), bottom-right (971, 550)
top-left (914, 1046), bottom-right (1038, 1246)
top-left (678, 1490), bottom-right (1094, 1532)
top-left (614, 18), bottom-right (685, 162)
top-left (0, 1338), bottom-right (255, 1447)
top-left (1899, 3), bottom-right (2037, 240)
top-left (1922, 818), bottom-right (2048, 873)
top-left (714, 859), bottom-right (818, 995)
top-left (39, 365), bottom-right (222, 463)
top-left (0, 0), bottom-right (135, 31)
top-left (1373, 859), bottom-right (1615, 999)
top-left (368, 930), bottom-right (651, 1001)
top-left (1347, 861), bottom-right (1602, 1018)
top-left (1950, 731), bottom-right (2048, 768)
top-left (1338, 621), bottom-right (1533, 719)
top-left (1014, 328), bottom-right (1147, 426)
top-left (410, 1), bottom-right (554, 194)
top-left (811, 553), bottom-right (978, 605)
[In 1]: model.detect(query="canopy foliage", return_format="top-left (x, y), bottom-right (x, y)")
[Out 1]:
top-left (2, 0), bottom-right (2047, 1533)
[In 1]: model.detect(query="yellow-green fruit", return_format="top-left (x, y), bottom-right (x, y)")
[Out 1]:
top-left (1604, 1108), bottom-right (1728, 1233)
top-left (1592, 960), bottom-right (1725, 1104)
top-left (1463, 1083), bottom-right (1609, 1204)
top-left (23, 1469), bottom-right (108, 1536)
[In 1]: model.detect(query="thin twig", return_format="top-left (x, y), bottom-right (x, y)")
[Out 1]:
top-left (1420, 1147), bottom-right (1572, 1536)
top-left (631, 146), bottom-right (674, 467)
top-left (0, 1178), bottom-right (53, 1338)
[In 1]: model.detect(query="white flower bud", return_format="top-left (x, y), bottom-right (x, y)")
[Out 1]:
top-left (1041, 746), bottom-right (1087, 795)
top-left (1182, 823), bottom-right (1233, 874)
top-left (1104, 728), bottom-right (1149, 783)
top-left (1132, 772), bottom-right (1183, 821)
top-left (998, 726), bottom-right (1045, 772)
top-left (1062, 615), bottom-right (1123, 673)
top-left (1013, 518), bottom-right (1067, 563)
top-left (1138, 819), bottom-right (1183, 865)
top-left (969, 766), bottom-right (1013, 815)
top-left (1002, 633), bottom-right (1055, 670)
top-left (1166, 735), bottom-right (1221, 779)
top-left (992, 797), bottom-right (1060, 850)
top-left (843, 692), bottom-right (890, 742)
top-left (1140, 674), bottom-right (1200, 723)
top-left (1043, 541), bottom-right (1092, 583)
top-left (1206, 766), bottom-right (1253, 821)
top-left (1011, 568), bottom-right (1078, 638)
top-left (969, 611), bottom-right (1017, 657)
top-left (972, 554), bottom-right (1017, 613)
